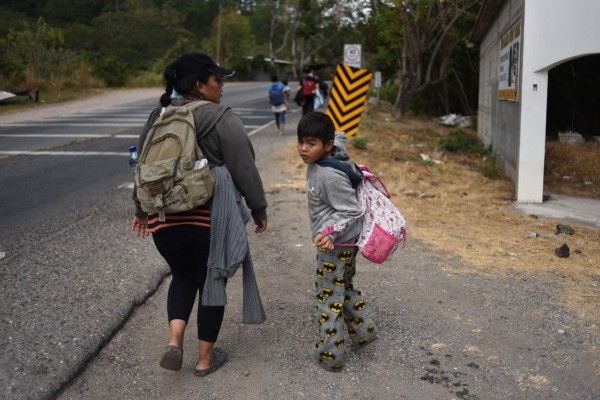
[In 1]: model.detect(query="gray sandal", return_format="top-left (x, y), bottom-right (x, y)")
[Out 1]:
top-left (159, 345), bottom-right (183, 371)
top-left (194, 347), bottom-right (227, 377)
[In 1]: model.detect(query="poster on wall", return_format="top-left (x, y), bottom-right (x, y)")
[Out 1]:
top-left (498, 20), bottom-right (521, 101)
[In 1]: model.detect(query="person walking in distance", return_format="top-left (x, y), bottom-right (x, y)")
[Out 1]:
top-left (131, 52), bottom-right (268, 377)
top-left (268, 75), bottom-right (288, 135)
top-left (296, 112), bottom-right (377, 372)
top-left (299, 66), bottom-right (319, 115)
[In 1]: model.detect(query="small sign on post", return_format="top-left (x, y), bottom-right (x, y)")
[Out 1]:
top-left (374, 71), bottom-right (381, 103)
top-left (343, 44), bottom-right (362, 69)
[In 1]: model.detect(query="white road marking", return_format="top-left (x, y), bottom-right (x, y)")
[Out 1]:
top-left (118, 182), bottom-right (134, 189)
top-left (248, 120), bottom-right (276, 137)
top-left (0, 133), bottom-right (138, 138)
top-left (0, 123), bottom-right (144, 127)
top-left (0, 151), bottom-right (128, 156)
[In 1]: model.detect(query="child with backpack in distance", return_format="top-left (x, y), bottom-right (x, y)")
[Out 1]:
top-left (296, 111), bottom-right (377, 372)
top-left (268, 75), bottom-right (287, 135)
top-left (299, 66), bottom-right (319, 115)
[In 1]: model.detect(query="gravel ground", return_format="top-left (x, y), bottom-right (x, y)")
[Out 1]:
top-left (56, 103), bottom-right (599, 400)
top-left (4, 90), bottom-right (597, 399)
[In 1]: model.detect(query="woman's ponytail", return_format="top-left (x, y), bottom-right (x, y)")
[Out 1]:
top-left (160, 65), bottom-right (176, 107)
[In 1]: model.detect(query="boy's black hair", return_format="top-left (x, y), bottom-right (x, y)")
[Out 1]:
top-left (271, 75), bottom-right (278, 82)
top-left (297, 111), bottom-right (335, 144)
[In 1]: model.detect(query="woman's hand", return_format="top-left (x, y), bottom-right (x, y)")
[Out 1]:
top-left (313, 232), bottom-right (334, 250)
top-left (253, 217), bottom-right (268, 233)
top-left (131, 215), bottom-right (149, 238)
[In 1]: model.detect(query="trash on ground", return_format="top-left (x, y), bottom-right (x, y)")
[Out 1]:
top-left (527, 232), bottom-right (557, 240)
top-left (0, 91), bottom-right (16, 101)
top-left (420, 153), bottom-right (444, 165)
top-left (555, 243), bottom-right (570, 258)
top-left (558, 131), bottom-right (584, 144)
top-left (438, 113), bottom-right (472, 128)
top-left (555, 224), bottom-right (575, 235)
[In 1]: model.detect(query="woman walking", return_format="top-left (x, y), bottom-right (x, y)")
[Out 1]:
top-left (131, 53), bottom-right (268, 376)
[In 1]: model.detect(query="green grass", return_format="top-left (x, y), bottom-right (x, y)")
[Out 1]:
top-left (439, 128), bottom-right (484, 154)
top-left (351, 136), bottom-right (368, 150)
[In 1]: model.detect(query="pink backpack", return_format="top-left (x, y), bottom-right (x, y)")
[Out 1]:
top-left (320, 161), bottom-right (407, 264)
top-left (354, 165), bottom-right (407, 263)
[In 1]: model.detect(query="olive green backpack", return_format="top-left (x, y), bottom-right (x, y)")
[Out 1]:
top-left (134, 101), bottom-right (215, 222)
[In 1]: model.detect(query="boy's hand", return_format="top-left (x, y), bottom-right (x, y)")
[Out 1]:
top-left (313, 232), bottom-right (334, 250)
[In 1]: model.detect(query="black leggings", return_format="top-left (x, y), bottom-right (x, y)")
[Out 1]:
top-left (152, 225), bottom-right (225, 342)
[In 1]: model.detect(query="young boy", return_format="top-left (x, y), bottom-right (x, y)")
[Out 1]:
top-left (296, 111), bottom-right (377, 372)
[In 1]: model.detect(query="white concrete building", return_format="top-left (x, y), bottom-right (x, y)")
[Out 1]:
top-left (471, 0), bottom-right (600, 203)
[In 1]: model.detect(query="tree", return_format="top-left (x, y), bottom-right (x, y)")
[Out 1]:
top-left (371, 0), bottom-right (481, 117)
top-left (202, 8), bottom-right (254, 75)
top-left (63, 0), bottom-right (190, 86)
top-left (0, 18), bottom-right (84, 90)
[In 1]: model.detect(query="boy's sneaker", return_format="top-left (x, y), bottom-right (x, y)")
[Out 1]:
top-left (311, 349), bottom-right (343, 373)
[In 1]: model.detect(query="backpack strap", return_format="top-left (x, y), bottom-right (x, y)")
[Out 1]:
top-left (316, 158), bottom-right (363, 189)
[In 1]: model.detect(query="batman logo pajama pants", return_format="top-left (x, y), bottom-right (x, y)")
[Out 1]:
top-left (312, 244), bottom-right (377, 370)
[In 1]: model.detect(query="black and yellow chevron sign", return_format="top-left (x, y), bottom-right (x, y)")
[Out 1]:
top-left (326, 64), bottom-right (372, 136)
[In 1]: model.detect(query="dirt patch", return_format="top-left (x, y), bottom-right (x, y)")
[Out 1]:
top-left (279, 103), bottom-right (600, 325)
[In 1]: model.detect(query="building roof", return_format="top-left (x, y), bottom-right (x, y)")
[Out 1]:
top-left (470, 0), bottom-right (505, 42)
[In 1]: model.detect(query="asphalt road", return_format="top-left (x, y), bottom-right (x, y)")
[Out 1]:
top-left (0, 82), bottom-right (298, 400)
top-left (0, 82), bottom-right (286, 242)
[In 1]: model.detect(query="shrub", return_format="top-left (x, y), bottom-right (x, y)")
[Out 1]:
top-left (378, 84), bottom-right (399, 104)
top-left (0, 18), bottom-right (97, 91)
top-left (352, 136), bottom-right (368, 150)
top-left (481, 151), bottom-right (499, 179)
top-left (439, 129), bottom-right (484, 154)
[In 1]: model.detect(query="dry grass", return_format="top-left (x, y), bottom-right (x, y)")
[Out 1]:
top-left (277, 102), bottom-right (600, 325)
top-left (545, 141), bottom-right (600, 199)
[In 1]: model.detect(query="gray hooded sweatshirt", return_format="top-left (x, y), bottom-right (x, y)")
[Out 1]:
top-left (306, 132), bottom-right (363, 244)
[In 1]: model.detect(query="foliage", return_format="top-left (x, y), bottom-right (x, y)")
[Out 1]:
top-left (481, 151), bottom-right (499, 179)
top-left (63, 0), bottom-right (190, 86)
top-left (202, 8), bottom-right (255, 77)
top-left (439, 129), bottom-right (484, 154)
top-left (351, 136), bottom-right (368, 150)
top-left (377, 84), bottom-right (400, 104)
top-left (0, 0), bottom-right (485, 118)
top-left (0, 18), bottom-right (98, 91)
top-left (364, 0), bottom-right (482, 117)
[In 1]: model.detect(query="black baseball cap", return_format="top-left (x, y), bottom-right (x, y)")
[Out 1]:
top-left (172, 52), bottom-right (235, 79)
